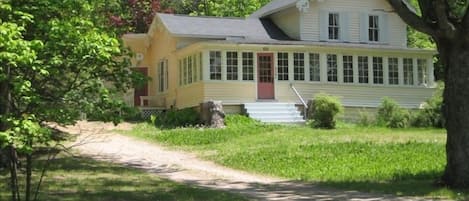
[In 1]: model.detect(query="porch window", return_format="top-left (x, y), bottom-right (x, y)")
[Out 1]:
top-left (226, 51), bottom-right (238, 81)
top-left (188, 56), bottom-right (193, 84)
top-left (293, 53), bottom-right (305, 81)
top-left (417, 59), bottom-right (428, 85)
top-left (373, 57), bottom-right (383, 84)
top-left (210, 51), bottom-right (222, 80)
top-left (309, 53), bottom-right (320, 82)
top-left (158, 59), bottom-right (168, 92)
top-left (277, 52), bottom-right (289, 81)
top-left (183, 58), bottom-right (188, 84)
top-left (343, 55), bottom-right (353, 83)
top-left (403, 58), bottom-right (414, 85)
top-left (358, 56), bottom-right (369, 84)
top-left (242, 52), bottom-right (254, 81)
top-left (199, 52), bottom-right (203, 81)
top-left (328, 13), bottom-right (340, 40)
top-left (193, 55), bottom-right (198, 83)
top-left (327, 54), bottom-right (338, 82)
top-left (388, 57), bottom-right (399, 85)
top-left (178, 60), bottom-right (182, 86)
top-left (369, 15), bottom-right (379, 42)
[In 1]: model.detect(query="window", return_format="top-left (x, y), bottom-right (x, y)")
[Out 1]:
top-left (358, 56), bottom-right (369, 83)
top-left (294, 53), bottom-right (305, 81)
top-left (309, 53), bottom-right (320, 82)
top-left (278, 52), bottom-right (289, 81)
top-left (327, 54), bottom-right (338, 82)
top-left (242, 52), bottom-right (254, 81)
top-left (403, 58), bottom-right (414, 85)
top-left (209, 51), bottom-right (222, 80)
top-left (158, 59), bottom-right (168, 92)
top-left (187, 56), bottom-right (193, 84)
top-left (226, 51), bottom-right (238, 81)
top-left (343, 55), bottom-right (353, 83)
top-left (178, 60), bottom-right (182, 86)
top-left (417, 59), bottom-right (428, 85)
top-left (193, 55), bottom-right (198, 82)
top-left (369, 15), bottom-right (379, 42)
top-left (388, 57), bottom-right (399, 85)
top-left (373, 57), bottom-right (383, 84)
top-left (183, 58), bottom-right (188, 84)
top-left (199, 52), bottom-right (203, 81)
top-left (329, 13), bottom-right (340, 40)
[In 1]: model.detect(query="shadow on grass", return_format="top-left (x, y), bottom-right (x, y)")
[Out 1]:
top-left (315, 171), bottom-right (469, 200)
top-left (1, 156), bottom-right (247, 201)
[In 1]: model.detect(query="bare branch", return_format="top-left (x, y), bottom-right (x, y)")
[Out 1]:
top-left (387, 0), bottom-right (436, 36)
top-left (433, 0), bottom-right (457, 38)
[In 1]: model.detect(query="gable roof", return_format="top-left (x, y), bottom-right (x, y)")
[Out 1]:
top-left (249, 0), bottom-right (297, 18)
top-left (156, 13), bottom-right (291, 41)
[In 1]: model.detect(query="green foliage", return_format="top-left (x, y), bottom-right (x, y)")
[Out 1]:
top-left (188, 0), bottom-right (271, 17)
top-left (153, 108), bottom-right (201, 129)
top-left (412, 83), bottom-right (445, 128)
top-left (308, 93), bottom-right (344, 129)
top-left (377, 98), bottom-right (411, 128)
top-left (358, 111), bottom-right (375, 127)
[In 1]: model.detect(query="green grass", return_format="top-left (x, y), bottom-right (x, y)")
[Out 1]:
top-left (123, 115), bottom-right (469, 200)
top-left (0, 156), bottom-right (247, 201)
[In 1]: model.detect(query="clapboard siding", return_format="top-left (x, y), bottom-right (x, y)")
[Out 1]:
top-left (271, 7), bottom-right (301, 40)
top-left (301, 0), bottom-right (407, 47)
top-left (275, 82), bottom-right (433, 108)
top-left (204, 82), bottom-right (257, 104)
top-left (176, 82), bottom-right (205, 108)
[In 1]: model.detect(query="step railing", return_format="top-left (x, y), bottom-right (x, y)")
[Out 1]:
top-left (290, 83), bottom-right (308, 119)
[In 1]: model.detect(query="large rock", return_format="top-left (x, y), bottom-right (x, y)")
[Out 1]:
top-left (201, 101), bottom-right (225, 128)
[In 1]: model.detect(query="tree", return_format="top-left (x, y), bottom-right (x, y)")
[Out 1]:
top-left (0, 0), bottom-right (137, 200)
top-left (187, 0), bottom-right (271, 17)
top-left (387, 0), bottom-right (469, 188)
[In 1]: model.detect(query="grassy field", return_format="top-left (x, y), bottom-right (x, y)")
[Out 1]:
top-left (0, 156), bottom-right (247, 201)
top-left (125, 115), bottom-right (468, 200)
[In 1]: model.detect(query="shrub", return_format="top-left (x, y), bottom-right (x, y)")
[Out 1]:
top-left (411, 83), bottom-right (445, 128)
top-left (153, 108), bottom-right (200, 129)
top-left (377, 97), bottom-right (410, 128)
top-left (358, 110), bottom-right (375, 127)
top-left (308, 93), bottom-right (344, 129)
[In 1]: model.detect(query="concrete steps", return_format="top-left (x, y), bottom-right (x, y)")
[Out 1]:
top-left (243, 102), bottom-right (305, 124)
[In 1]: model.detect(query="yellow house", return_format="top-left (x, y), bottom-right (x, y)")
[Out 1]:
top-left (123, 0), bottom-right (436, 123)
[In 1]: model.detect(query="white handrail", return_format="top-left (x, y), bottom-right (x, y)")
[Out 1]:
top-left (290, 83), bottom-right (308, 119)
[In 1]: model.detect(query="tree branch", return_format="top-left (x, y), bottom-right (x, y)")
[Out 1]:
top-left (387, 0), bottom-right (436, 36)
top-left (462, 4), bottom-right (469, 29)
top-left (433, 0), bottom-right (457, 38)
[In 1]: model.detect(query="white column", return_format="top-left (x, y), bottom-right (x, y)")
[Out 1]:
top-left (353, 55), bottom-right (359, 84)
top-left (337, 53), bottom-right (344, 84)
top-left (304, 52), bottom-right (310, 82)
top-left (428, 57), bottom-right (435, 87)
top-left (320, 53), bottom-right (328, 83)
top-left (253, 52), bottom-right (258, 82)
top-left (237, 51), bottom-right (243, 81)
top-left (383, 56), bottom-right (389, 86)
top-left (398, 57), bottom-right (404, 86)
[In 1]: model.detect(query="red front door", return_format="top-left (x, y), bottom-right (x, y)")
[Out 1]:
top-left (257, 53), bottom-right (275, 100)
top-left (132, 67), bottom-right (148, 106)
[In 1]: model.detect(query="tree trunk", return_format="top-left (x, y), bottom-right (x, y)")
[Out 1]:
top-left (26, 153), bottom-right (32, 201)
top-left (9, 147), bottom-right (20, 201)
top-left (440, 40), bottom-right (469, 188)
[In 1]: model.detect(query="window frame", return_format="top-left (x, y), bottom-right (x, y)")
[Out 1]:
top-left (209, 51), bottom-right (222, 80)
top-left (328, 13), bottom-right (340, 40)
top-left (369, 15), bottom-right (380, 42)
top-left (358, 56), bottom-right (369, 84)
top-left (327, 54), bottom-right (338, 82)
top-left (343, 55), bottom-right (353, 83)
top-left (242, 52), bottom-right (254, 81)
top-left (293, 52), bottom-right (305, 81)
top-left (373, 57), bottom-right (384, 84)
top-left (226, 51), bottom-right (239, 81)
top-left (403, 58), bottom-right (414, 85)
top-left (277, 52), bottom-right (289, 81)
top-left (309, 53), bottom-right (320, 82)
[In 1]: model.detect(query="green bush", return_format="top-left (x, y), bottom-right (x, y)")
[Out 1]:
top-left (308, 93), bottom-right (344, 129)
top-left (358, 111), bottom-right (375, 127)
top-left (412, 83), bottom-right (445, 128)
top-left (377, 97), bottom-right (410, 128)
top-left (153, 108), bottom-right (200, 129)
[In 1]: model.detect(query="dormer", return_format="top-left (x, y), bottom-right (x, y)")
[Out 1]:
top-left (250, 0), bottom-right (408, 48)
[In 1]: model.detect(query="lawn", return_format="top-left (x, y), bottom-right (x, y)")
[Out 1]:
top-left (0, 155), bottom-right (247, 201)
top-left (125, 115), bottom-right (469, 200)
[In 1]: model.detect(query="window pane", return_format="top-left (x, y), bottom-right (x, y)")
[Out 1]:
top-left (327, 54), bottom-right (338, 82)
top-left (328, 13), bottom-right (340, 40)
top-left (403, 58), bottom-right (414, 85)
top-left (183, 57), bottom-right (188, 84)
top-left (294, 53), bottom-right (305, 81)
top-left (388, 58), bottom-right (399, 85)
top-left (210, 51), bottom-right (222, 80)
top-left (373, 57), bottom-right (383, 84)
top-left (188, 56), bottom-right (193, 84)
top-left (226, 51), bottom-right (238, 81)
top-left (242, 52), bottom-right (254, 81)
top-left (309, 53), bottom-right (320, 82)
top-left (343, 55), bottom-right (353, 83)
top-left (277, 52), bottom-right (289, 81)
top-left (358, 56), bottom-right (369, 83)
top-left (369, 15), bottom-right (379, 42)
top-left (417, 59), bottom-right (428, 85)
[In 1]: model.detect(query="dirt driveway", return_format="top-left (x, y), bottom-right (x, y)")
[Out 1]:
top-left (61, 121), bottom-right (443, 201)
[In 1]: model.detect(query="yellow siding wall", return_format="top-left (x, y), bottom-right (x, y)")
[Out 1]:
top-left (175, 82), bottom-right (205, 109)
top-left (301, 0), bottom-right (407, 47)
top-left (271, 7), bottom-right (301, 40)
top-left (204, 82), bottom-right (257, 104)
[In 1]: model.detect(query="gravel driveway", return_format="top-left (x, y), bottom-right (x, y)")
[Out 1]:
top-left (61, 121), bottom-right (444, 201)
